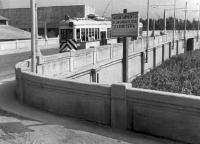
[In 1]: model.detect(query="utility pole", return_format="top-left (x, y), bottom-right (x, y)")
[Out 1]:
top-left (184, 2), bottom-right (187, 52)
top-left (152, 18), bottom-right (155, 37)
top-left (173, 0), bottom-right (176, 49)
top-left (198, 1), bottom-right (200, 42)
top-left (35, 2), bottom-right (40, 57)
top-left (31, 0), bottom-right (36, 72)
top-left (146, 0), bottom-right (150, 62)
top-left (44, 21), bottom-right (48, 49)
top-left (164, 9), bottom-right (166, 34)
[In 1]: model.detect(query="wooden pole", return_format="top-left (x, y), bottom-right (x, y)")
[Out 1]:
top-left (35, 2), bottom-right (40, 57)
top-left (31, 0), bottom-right (36, 72)
top-left (44, 21), bottom-right (48, 49)
top-left (173, 0), bottom-right (176, 49)
top-left (198, 1), bottom-right (200, 42)
top-left (184, 2), bottom-right (187, 52)
top-left (122, 9), bottom-right (129, 82)
top-left (164, 9), bottom-right (166, 34)
top-left (146, 0), bottom-right (150, 62)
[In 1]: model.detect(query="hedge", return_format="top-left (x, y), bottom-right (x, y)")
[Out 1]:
top-left (132, 50), bottom-right (200, 96)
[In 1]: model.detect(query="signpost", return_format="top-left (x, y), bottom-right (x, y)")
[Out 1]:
top-left (112, 11), bottom-right (140, 37)
top-left (112, 9), bottom-right (140, 82)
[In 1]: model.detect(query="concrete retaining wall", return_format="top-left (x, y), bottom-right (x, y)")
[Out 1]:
top-left (15, 62), bottom-right (200, 143)
top-left (34, 31), bottom-right (200, 85)
top-left (15, 31), bottom-right (200, 144)
top-left (126, 87), bottom-right (200, 144)
top-left (16, 62), bottom-right (111, 125)
top-left (0, 38), bottom-right (59, 55)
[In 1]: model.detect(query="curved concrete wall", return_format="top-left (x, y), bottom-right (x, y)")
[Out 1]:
top-left (16, 61), bottom-right (111, 125)
top-left (15, 31), bottom-right (200, 144)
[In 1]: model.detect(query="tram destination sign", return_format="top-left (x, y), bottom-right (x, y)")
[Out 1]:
top-left (112, 11), bottom-right (139, 37)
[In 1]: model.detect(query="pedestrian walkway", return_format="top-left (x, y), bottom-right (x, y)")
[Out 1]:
top-left (0, 77), bottom-right (183, 144)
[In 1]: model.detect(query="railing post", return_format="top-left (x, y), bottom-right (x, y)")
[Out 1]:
top-left (16, 40), bottom-right (19, 49)
top-left (162, 44), bottom-right (165, 63)
top-left (93, 47), bottom-right (97, 64)
top-left (69, 51), bottom-right (74, 72)
top-left (153, 48), bottom-right (156, 68)
top-left (110, 45), bottom-right (113, 59)
top-left (141, 52), bottom-right (144, 75)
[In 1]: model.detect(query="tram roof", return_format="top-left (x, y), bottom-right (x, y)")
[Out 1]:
top-left (59, 18), bottom-right (111, 27)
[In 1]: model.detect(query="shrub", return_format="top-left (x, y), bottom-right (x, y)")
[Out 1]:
top-left (132, 50), bottom-right (200, 96)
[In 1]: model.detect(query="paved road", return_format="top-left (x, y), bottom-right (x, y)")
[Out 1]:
top-left (0, 48), bottom-right (59, 80)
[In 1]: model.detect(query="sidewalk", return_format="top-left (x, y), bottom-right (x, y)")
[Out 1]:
top-left (0, 77), bottom-right (183, 144)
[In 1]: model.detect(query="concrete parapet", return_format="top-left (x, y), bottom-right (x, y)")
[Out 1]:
top-left (15, 57), bottom-right (200, 144)
top-left (127, 88), bottom-right (200, 144)
top-left (0, 38), bottom-right (59, 55)
top-left (111, 83), bottom-right (131, 129)
top-left (15, 30), bottom-right (200, 144)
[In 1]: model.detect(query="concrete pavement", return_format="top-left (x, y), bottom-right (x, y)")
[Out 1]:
top-left (0, 77), bottom-right (183, 144)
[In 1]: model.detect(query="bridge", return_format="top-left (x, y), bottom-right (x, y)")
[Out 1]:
top-left (15, 30), bottom-right (200, 144)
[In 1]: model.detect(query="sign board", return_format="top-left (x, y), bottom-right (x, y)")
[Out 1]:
top-left (112, 11), bottom-right (139, 37)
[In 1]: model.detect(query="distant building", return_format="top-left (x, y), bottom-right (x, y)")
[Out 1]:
top-left (0, 16), bottom-right (8, 25)
top-left (0, 5), bottom-right (96, 37)
top-left (0, 15), bottom-right (30, 41)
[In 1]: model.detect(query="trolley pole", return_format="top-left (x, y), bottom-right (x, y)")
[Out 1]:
top-left (184, 2), bottom-right (187, 53)
top-left (31, 0), bottom-right (36, 72)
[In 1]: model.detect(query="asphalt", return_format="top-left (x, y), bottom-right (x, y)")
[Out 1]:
top-left (0, 77), bottom-right (184, 144)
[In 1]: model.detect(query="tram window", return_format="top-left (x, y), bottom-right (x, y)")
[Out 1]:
top-left (95, 28), bottom-right (98, 40)
top-left (86, 28), bottom-right (89, 41)
top-left (92, 28), bottom-right (94, 36)
top-left (81, 28), bottom-right (85, 42)
top-left (107, 28), bottom-right (111, 39)
top-left (89, 28), bottom-right (92, 41)
top-left (97, 28), bottom-right (100, 40)
top-left (60, 29), bottom-right (67, 39)
top-left (91, 28), bottom-right (95, 41)
top-left (76, 29), bottom-right (80, 40)
top-left (60, 29), bottom-right (73, 40)
top-left (89, 28), bottom-right (92, 37)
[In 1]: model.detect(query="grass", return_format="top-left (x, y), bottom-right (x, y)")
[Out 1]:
top-left (132, 50), bottom-right (200, 96)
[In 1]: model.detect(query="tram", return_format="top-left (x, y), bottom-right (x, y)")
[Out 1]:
top-left (58, 16), bottom-right (143, 52)
top-left (58, 16), bottom-right (112, 52)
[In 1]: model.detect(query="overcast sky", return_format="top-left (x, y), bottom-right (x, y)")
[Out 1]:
top-left (0, 0), bottom-right (199, 19)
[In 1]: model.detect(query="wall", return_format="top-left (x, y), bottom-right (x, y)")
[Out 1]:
top-left (0, 38), bottom-right (59, 55)
top-left (15, 61), bottom-right (200, 144)
top-left (125, 86), bottom-right (200, 144)
top-left (16, 61), bottom-right (111, 125)
top-left (36, 31), bottom-right (199, 85)
top-left (15, 31), bottom-right (200, 144)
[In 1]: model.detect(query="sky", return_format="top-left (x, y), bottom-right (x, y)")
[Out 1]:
top-left (0, 0), bottom-right (199, 19)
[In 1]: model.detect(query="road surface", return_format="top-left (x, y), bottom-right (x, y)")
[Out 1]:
top-left (0, 48), bottom-right (59, 80)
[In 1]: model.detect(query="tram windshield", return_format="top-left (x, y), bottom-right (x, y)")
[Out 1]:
top-left (60, 29), bottom-right (73, 40)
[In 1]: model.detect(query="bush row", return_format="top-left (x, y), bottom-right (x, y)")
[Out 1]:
top-left (132, 50), bottom-right (200, 96)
